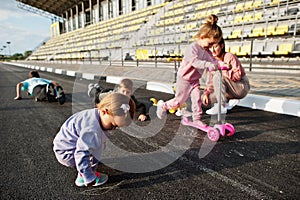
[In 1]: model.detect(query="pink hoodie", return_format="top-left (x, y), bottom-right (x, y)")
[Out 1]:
top-left (178, 41), bottom-right (218, 82)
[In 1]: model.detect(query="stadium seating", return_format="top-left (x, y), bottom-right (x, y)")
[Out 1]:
top-left (237, 44), bottom-right (252, 57)
top-left (273, 24), bottom-right (289, 35)
top-left (249, 27), bottom-right (265, 37)
top-left (274, 42), bottom-right (293, 55)
top-left (228, 29), bottom-right (242, 39)
top-left (292, 42), bottom-right (300, 55)
top-left (27, 0), bottom-right (299, 68)
top-left (266, 25), bottom-right (276, 36)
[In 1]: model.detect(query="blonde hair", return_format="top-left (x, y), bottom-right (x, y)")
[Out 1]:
top-left (119, 79), bottom-right (133, 91)
top-left (193, 14), bottom-right (222, 41)
top-left (97, 92), bottom-right (135, 122)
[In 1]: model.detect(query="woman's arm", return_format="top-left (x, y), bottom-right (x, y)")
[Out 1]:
top-left (223, 53), bottom-right (244, 82)
top-left (14, 82), bottom-right (23, 100)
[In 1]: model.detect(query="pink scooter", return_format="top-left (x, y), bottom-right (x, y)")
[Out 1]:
top-left (181, 66), bottom-right (235, 142)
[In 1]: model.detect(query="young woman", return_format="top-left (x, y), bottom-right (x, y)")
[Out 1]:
top-left (14, 70), bottom-right (65, 104)
top-left (203, 38), bottom-right (250, 114)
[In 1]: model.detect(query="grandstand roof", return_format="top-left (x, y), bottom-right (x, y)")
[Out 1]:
top-left (16, 0), bottom-right (85, 16)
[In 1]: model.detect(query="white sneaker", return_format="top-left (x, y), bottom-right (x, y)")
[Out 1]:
top-left (156, 100), bottom-right (166, 119)
top-left (227, 99), bottom-right (240, 110)
top-left (94, 83), bottom-right (100, 89)
top-left (206, 103), bottom-right (227, 115)
top-left (175, 108), bottom-right (192, 117)
top-left (87, 83), bottom-right (95, 97)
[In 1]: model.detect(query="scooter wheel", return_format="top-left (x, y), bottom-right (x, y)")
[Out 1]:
top-left (207, 128), bottom-right (220, 142)
top-left (168, 108), bottom-right (176, 114)
top-left (224, 123), bottom-right (235, 137)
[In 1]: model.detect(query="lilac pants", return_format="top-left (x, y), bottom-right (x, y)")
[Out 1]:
top-left (163, 75), bottom-right (203, 121)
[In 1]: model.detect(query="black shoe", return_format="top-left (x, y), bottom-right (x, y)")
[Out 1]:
top-left (57, 92), bottom-right (66, 105)
top-left (55, 86), bottom-right (66, 105)
top-left (47, 84), bottom-right (56, 102)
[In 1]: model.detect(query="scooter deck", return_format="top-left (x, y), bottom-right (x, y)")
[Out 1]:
top-left (181, 117), bottom-right (210, 132)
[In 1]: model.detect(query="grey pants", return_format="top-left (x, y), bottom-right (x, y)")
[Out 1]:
top-left (209, 73), bottom-right (250, 105)
top-left (32, 85), bottom-right (47, 101)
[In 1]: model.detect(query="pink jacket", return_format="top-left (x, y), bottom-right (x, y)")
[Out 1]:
top-left (178, 41), bottom-right (218, 82)
top-left (204, 52), bottom-right (246, 95)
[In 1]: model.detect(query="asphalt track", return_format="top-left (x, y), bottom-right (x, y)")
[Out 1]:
top-left (0, 63), bottom-right (299, 199)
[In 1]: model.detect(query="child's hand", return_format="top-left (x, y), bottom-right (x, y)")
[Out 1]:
top-left (138, 114), bottom-right (147, 121)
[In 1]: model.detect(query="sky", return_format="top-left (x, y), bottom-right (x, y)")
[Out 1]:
top-left (0, 0), bottom-right (52, 55)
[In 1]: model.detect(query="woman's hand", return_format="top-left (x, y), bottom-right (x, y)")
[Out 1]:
top-left (202, 94), bottom-right (210, 106)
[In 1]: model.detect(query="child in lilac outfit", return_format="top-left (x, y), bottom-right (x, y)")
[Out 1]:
top-left (53, 93), bottom-right (135, 187)
top-left (156, 15), bottom-right (227, 127)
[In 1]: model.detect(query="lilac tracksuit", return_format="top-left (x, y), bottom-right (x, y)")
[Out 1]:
top-left (53, 108), bottom-right (107, 184)
top-left (162, 41), bottom-right (218, 121)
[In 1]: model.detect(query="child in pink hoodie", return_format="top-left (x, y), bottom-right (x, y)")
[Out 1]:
top-left (156, 15), bottom-right (226, 127)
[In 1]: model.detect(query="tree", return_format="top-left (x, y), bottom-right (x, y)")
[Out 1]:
top-left (24, 50), bottom-right (32, 58)
top-left (11, 53), bottom-right (24, 60)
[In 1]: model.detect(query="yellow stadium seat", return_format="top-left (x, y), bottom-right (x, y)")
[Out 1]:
top-left (235, 3), bottom-right (244, 12)
top-left (228, 30), bottom-right (242, 39)
top-left (174, 16), bottom-right (184, 24)
top-left (225, 46), bottom-right (230, 53)
top-left (189, 23), bottom-right (197, 30)
top-left (167, 57), bottom-right (183, 62)
top-left (244, 2), bottom-right (253, 10)
top-left (243, 14), bottom-right (253, 23)
top-left (165, 18), bottom-right (174, 25)
top-left (182, 23), bottom-right (197, 31)
top-left (174, 8), bottom-right (184, 15)
top-left (237, 45), bottom-right (251, 56)
top-left (189, 35), bottom-right (196, 42)
top-left (211, 8), bottom-right (220, 15)
top-left (249, 27), bottom-right (265, 37)
top-left (192, 11), bottom-right (207, 21)
top-left (270, 0), bottom-right (281, 6)
top-left (254, 12), bottom-right (263, 21)
top-left (253, 0), bottom-right (262, 9)
top-left (274, 43), bottom-right (293, 55)
top-left (273, 25), bottom-right (289, 35)
top-left (229, 45), bottom-right (241, 55)
top-left (266, 26), bottom-right (276, 36)
top-left (135, 49), bottom-right (149, 60)
top-left (233, 15), bottom-right (244, 24)
top-left (170, 2), bottom-right (184, 10)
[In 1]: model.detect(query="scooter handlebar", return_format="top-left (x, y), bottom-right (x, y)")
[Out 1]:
top-left (218, 65), bottom-right (230, 70)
